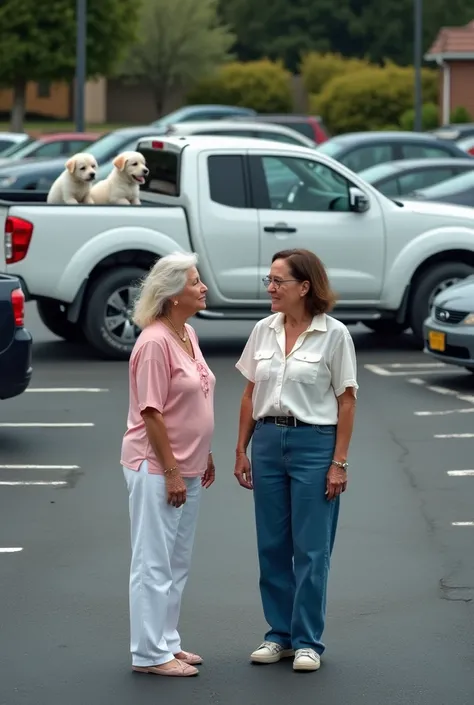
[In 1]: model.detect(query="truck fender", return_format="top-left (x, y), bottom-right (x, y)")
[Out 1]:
top-left (55, 226), bottom-right (188, 303)
top-left (380, 226), bottom-right (474, 309)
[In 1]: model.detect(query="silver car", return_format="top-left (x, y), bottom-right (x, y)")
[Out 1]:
top-left (423, 277), bottom-right (474, 373)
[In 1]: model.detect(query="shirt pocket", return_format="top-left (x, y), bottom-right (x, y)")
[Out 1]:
top-left (254, 350), bottom-right (274, 382)
top-left (288, 351), bottom-right (322, 384)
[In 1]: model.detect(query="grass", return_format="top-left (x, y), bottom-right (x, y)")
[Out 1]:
top-left (0, 121), bottom-right (134, 136)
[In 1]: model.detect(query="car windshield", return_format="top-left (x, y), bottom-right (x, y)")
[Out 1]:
top-left (316, 139), bottom-right (344, 157)
top-left (416, 169), bottom-right (474, 198)
top-left (0, 137), bottom-right (35, 158)
top-left (87, 132), bottom-right (139, 162)
top-left (359, 163), bottom-right (398, 182)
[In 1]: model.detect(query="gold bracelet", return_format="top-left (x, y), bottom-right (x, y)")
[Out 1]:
top-left (164, 465), bottom-right (178, 474)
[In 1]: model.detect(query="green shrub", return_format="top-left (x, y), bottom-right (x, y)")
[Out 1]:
top-left (399, 102), bottom-right (439, 131)
top-left (313, 64), bottom-right (439, 134)
top-left (186, 59), bottom-right (293, 113)
top-left (450, 106), bottom-right (472, 123)
top-left (300, 52), bottom-right (371, 95)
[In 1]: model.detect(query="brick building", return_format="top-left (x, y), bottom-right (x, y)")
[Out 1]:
top-left (426, 20), bottom-right (474, 124)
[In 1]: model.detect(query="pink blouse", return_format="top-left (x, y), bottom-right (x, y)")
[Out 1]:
top-left (120, 321), bottom-right (215, 477)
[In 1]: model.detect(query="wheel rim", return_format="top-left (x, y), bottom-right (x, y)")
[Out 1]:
top-left (428, 276), bottom-right (462, 310)
top-left (104, 285), bottom-right (141, 346)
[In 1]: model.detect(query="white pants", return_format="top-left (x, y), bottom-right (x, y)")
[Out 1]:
top-left (123, 461), bottom-right (202, 667)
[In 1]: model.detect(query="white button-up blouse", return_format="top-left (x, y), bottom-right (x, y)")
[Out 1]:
top-left (235, 312), bottom-right (358, 425)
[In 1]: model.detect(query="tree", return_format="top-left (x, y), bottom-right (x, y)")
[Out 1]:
top-left (0, 0), bottom-right (140, 131)
top-left (219, 0), bottom-right (474, 71)
top-left (119, 0), bottom-right (234, 117)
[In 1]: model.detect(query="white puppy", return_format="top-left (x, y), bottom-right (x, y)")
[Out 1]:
top-left (90, 151), bottom-right (149, 205)
top-left (47, 152), bottom-right (98, 204)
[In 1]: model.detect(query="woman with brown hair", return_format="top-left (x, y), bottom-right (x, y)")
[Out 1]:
top-left (234, 248), bottom-right (358, 672)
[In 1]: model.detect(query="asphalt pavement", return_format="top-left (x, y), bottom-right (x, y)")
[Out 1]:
top-left (0, 304), bottom-right (473, 705)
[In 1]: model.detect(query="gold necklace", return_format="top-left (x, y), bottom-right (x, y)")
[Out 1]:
top-left (164, 315), bottom-right (188, 342)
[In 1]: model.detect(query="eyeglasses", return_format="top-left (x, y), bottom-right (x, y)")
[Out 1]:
top-left (262, 276), bottom-right (299, 289)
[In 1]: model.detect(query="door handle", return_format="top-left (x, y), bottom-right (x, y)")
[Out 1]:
top-left (264, 224), bottom-right (297, 233)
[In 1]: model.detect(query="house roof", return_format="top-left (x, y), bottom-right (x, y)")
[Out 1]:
top-left (426, 20), bottom-right (474, 61)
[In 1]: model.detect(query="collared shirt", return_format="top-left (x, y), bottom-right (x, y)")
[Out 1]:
top-left (235, 312), bottom-right (358, 425)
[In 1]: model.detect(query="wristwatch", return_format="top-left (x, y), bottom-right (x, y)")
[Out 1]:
top-left (331, 460), bottom-right (348, 470)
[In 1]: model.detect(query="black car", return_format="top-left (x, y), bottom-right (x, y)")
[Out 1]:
top-left (358, 157), bottom-right (474, 198)
top-left (411, 169), bottom-right (474, 207)
top-left (316, 131), bottom-right (471, 172)
top-left (0, 126), bottom-right (171, 191)
top-left (0, 274), bottom-right (32, 399)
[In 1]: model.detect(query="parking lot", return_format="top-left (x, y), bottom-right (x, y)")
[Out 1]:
top-left (0, 304), bottom-right (473, 705)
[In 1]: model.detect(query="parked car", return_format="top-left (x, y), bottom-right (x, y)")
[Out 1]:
top-left (150, 104), bottom-right (256, 128)
top-left (430, 123), bottom-right (474, 142)
top-left (411, 169), bottom-right (474, 207)
top-left (164, 119), bottom-right (316, 147)
top-left (0, 132), bottom-right (101, 167)
top-left (359, 158), bottom-right (474, 198)
top-left (0, 126), bottom-right (172, 191)
top-left (2, 135), bottom-right (474, 360)
top-left (455, 134), bottom-right (474, 156)
top-left (0, 272), bottom-right (32, 399)
top-left (317, 131), bottom-right (472, 172)
top-left (0, 132), bottom-right (32, 155)
top-left (229, 114), bottom-right (329, 144)
top-left (423, 276), bottom-right (474, 374)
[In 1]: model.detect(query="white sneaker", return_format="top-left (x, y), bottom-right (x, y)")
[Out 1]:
top-left (250, 641), bottom-right (295, 664)
top-left (293, 648), bottom-right (321, 671)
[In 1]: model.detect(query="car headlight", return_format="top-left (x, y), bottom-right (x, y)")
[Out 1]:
top-left (463, 313), bottom-right (474, 325)
top-left (0, 175), bottom-right (17, 187)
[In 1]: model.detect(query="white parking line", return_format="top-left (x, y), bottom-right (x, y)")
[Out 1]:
top-left (452, 522), bottom-right (474, 526)
top-left (0, 481), bottom-right (68, 486)
top-left (0, 464), bottom-right (80, 470)
top-left (415, 408), bottom-right (474, 416)
top-left (364, 364), bottom-right (452, 377)
top-left (26, 387), bottom-right (109, 393)
top-left (0, 547), bottom-right (23, 553)
top-left (447, 470), bottom-right (474, 476)
top-left (435, 433), bottom-right (474, 439)
top-left (0, 423), bottom-right (94, 428)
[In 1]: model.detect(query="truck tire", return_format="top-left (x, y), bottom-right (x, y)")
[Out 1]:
top-left (36, 299), bottom-right (85, 343)
top-left (409, 262), bottom-right (474, 345)
top-left (82, 267), bottom-right (145, 360)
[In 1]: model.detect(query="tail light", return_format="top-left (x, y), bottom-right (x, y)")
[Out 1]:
top-left (152, 140), bottom-right (165, 149)
top-left (11, 287), bottom-right (25, 327)
top-left (5, 216), bottom-right (33, 264)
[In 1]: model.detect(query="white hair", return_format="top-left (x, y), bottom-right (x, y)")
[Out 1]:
top-left (132, 251), bottom-right (198, 329)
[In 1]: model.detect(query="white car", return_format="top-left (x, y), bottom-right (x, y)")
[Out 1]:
top-left (1, 135), bottom-right (474, 359)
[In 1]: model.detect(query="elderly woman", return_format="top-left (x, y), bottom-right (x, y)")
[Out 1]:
top-left (234, 248), bottom-right (358, 672)
top-left (121, 252), bottom-right (215, 678)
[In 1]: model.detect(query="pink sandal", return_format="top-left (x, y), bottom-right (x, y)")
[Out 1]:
top-left (132, 660), bottom-right (198, 677)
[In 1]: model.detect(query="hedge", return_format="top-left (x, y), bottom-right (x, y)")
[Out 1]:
top-left (186, 59), bottom-right (293, 113)
top-left (300, 52), bottom-right (371, 95)
top-left (311, 64), bottom-right (439, 134)
top-left (399, 103), bottom-right (439, 131)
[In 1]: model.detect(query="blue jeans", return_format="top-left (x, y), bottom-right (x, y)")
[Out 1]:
top-left (251, 419), bottom-right (339, 655)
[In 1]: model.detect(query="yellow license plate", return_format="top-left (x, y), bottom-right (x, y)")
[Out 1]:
top-left (429, 330), bottom-right (446, 352)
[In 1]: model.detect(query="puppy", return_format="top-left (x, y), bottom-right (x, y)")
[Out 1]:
top-left (90, 151), bottom-right (149, 205)
top-left (47, 152), bottom-right (98, 204)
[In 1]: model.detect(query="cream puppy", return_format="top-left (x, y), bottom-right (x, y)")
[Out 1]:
top-left (47, 152), bottom-right (98, 204)
top-left (90, 151), bottom-right (149, 205)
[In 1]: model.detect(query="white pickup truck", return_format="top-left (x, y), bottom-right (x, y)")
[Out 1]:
top-left (1, 135), bottom-right (474, 360)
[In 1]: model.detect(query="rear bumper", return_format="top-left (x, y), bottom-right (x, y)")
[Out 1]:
top-left (0, 327), bottom-right (33, 399)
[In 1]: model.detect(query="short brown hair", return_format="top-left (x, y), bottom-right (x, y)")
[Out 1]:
top-left (272, 248), bottom-right (337, 315)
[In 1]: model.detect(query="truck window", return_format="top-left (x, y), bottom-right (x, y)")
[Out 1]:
top-left (208, 155), bottom-right (247, 208)
top-left (140, 148), bottom-right (179, 196)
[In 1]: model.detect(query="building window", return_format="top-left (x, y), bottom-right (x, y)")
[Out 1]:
top-left (37, 81), bottom-right (51, 98)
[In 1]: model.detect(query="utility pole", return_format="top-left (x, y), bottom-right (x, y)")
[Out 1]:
top-left (414, 0), bottom-right (423, 131)
top-left (74, 0), bottom-right (87, 132)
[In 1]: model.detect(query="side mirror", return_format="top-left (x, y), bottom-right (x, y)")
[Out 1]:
top-left (349, 186), bottom-right (370, 213)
